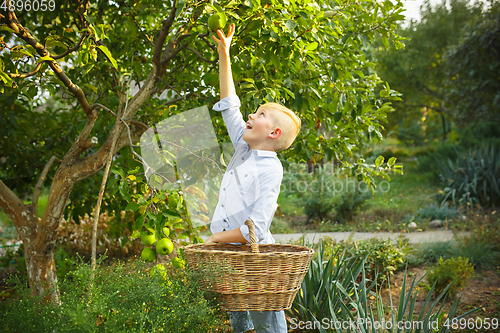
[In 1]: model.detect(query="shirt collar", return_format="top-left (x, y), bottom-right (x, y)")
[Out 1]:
top-left (254, 150), bottom-right (277, 158)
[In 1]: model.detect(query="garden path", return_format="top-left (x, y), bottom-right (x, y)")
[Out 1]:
top-left (200, 230), bottom-right (470, 245)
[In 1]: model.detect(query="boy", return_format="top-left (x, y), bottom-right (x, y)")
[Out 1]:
top-left (205, 24), bottom-right (301, 333)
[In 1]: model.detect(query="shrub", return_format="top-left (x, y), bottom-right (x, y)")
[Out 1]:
top-left (436, 144), bottom-right (500, 208)
top-left (426, 257), bottom-right (474, 298)
top-left (0, 258), bottom-right (225, 332)
top-left (57, 212), bottom-right (143, 261)
top-left (281, 164), bottom-right (371, 224)
top-left (343, 238), bottom-right (407, 283)
top-left (410, 241), bottom-right (455, 264)
top-left (416, 202), bottom-right (458, 221)
top-left (453, 236), bottom-right (500, 271)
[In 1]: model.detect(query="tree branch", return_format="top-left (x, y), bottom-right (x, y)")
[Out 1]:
top-left (153, 1), bottom-right (178, 70)
top-left (8, 62), bottom-right (43, 78)
top-left (52, 32), bottom-right (89, 60)
top-left (3, 8), bottom-right (93, 117)
top-left (186, 47), bottom-right (216, 64)
top-left (0, 179), bottom-right (27, 231)
top-left (130, 13), bottom-right (154, 47)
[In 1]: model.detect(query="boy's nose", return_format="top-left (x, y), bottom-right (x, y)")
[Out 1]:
top-left (248, 114), bottom-right (254, 120)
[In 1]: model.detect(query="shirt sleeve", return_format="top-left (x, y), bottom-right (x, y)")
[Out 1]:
top-left (239, 166), bottom-right (282, 243)
top-left (213, 95), bottom-right (246, 148)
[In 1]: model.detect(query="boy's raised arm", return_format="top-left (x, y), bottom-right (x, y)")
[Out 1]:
top-left (211, 24), bottom-right (236, 99)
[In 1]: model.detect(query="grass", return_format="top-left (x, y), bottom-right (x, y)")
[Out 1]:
top-left (359, 163), bottom-right (437, 216)
top-left (275, 161), bottom-right (441, 233)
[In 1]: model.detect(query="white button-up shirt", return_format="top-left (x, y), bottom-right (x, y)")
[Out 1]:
top-left (210, 95), bottom-right (282, 244)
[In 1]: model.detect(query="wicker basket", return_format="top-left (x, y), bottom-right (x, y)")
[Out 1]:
top-left (182, 219), bottom-right (314, 311)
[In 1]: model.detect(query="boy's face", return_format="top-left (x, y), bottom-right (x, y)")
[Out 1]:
top-left (242, 107), bottom-right (278, 150)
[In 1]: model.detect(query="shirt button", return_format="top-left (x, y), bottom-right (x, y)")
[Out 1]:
top-left (223, 188), bottom-right (226, 191)
top-left (221, 204), bottom-right (224, 208)
top-left (230, 171), bottom-right (233, 175)
top-left (241, 157), bottom-right (245, 160)
top-left (245, 174), bottom-right (248, 177)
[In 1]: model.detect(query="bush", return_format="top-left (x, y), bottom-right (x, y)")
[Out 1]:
top-left (453, 236), bottom-right (500, 271)
top-left (416, 202), bottom-right (459, 221)
top-left (410, 241), bottom-right (455, 264)
top-left (436, 144), bottom-right (500, 208)
top-left (57, 212), bottom-right (143, 261)
top-left (426, 257), bottom-right (474, 298)
top-left (343, 238), bottom-right (407, 283)
top-left (281, 164), bottom-right (371, 225)
top-left (0, 259), bottom-right (225, 332)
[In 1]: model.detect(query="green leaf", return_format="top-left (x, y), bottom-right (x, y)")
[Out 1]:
top-left (305, 42), bottom-right (318, 51)
top-left (375, 155), bottom-right (384, 167)
top-left (97, 45), bottom-right (118, 69)
top-left (125, 201), bottom-right (140, 211)
top-left (334, 111), bottom-right (342, 123)
top-left (331, 65), bottom-right (338, 82)
top-left (36, 56), bottom-right (55, 63)
top-left (388, 157), bottom-right (397, 166)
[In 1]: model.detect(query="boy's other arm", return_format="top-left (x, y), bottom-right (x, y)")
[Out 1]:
top-left (205, 227), bottom-right (247, 244)
top-left (212, 24), bottom-right (236, 99)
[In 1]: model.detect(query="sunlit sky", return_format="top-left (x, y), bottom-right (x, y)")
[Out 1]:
top-left (401, 0), bottom-right (441, 22)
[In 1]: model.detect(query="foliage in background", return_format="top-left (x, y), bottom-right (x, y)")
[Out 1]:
top-left (57, 211), bottom-right (143, 260)
top-left (281, 159), bottom-right (398, 225)
top-left (436, 144), bottom-right (500, 208)
top-left (374, 0), bottom-right (488, 144)
top-left (0, 259), bottom-right (224, 332)
top-left (426, 257), bottom-right (474, 298)
top-left (416, 202), bottom-right (458, 221)
top-left (444, 1), bottom-right (500, 125)
top-left (452, 236), bottom-right (500, 272)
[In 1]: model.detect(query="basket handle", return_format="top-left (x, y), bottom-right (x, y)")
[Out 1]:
top-left (245, 219), bottom-right (259, 254)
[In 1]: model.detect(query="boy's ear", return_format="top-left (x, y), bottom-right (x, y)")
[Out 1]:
top-left (269, 127), bottom-right (282, 139)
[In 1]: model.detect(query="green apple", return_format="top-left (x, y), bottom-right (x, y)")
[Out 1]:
top-left (208, 13), bottom-right (226, 31)
top-left (171, 257), bottom-right (185, 269)
top-left (156, 237), bottom-right (174, 255)
top-left (141, 229), bottom-right (157, 245)
top-left (141, 248), bottom-right (156, 262)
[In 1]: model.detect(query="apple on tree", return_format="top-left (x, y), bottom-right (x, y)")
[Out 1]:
top-left (141, 247), bottom-right (156, 262)
top-left (140, 228), bottom-right (157, 245)
top-left (208, 13), bottom-right (226, 31)
top-left (156, 237), bottom-right (174, 255)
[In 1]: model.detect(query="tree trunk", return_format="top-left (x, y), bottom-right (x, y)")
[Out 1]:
top-left (24, 233), bottom-right (60, 304)
top-left (439, 111), bottom-right (447, 142)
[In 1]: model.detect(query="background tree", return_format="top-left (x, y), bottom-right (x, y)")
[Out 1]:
top-left (444, 1), bottom-right (500, 128)
top-left (0, 0), bottom-right (404, 302)
top-left (374, 0), bottom-right (483, 144)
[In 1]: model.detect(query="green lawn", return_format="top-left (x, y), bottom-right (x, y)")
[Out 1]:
top-left (274, 161), bottom-right (441, 233)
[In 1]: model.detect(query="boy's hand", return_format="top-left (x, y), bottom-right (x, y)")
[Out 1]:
top-left (211, 23), bottom-right (236, 57)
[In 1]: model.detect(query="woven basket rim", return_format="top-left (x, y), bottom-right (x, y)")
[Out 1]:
top-left (182, 243), bottom-right (314, 256)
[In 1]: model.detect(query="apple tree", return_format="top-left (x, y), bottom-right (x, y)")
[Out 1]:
top-left (0, 0), bottom-right (404, 302)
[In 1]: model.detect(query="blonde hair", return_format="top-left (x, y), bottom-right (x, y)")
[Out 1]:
top-left (259, 102), bottom-right (301, 151)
